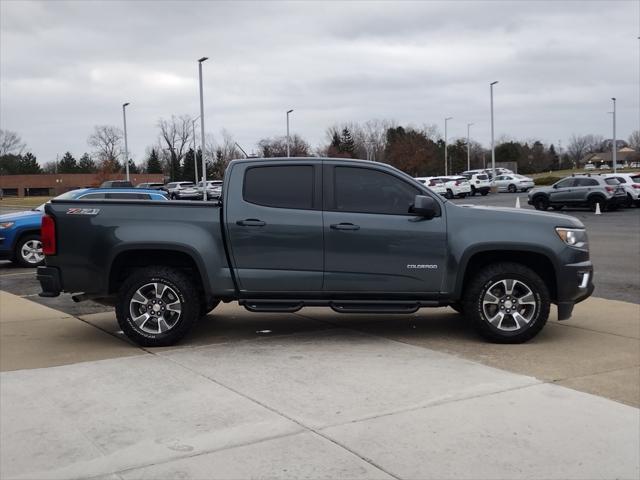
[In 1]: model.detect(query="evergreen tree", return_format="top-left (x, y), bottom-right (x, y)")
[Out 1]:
top-left (57, 151), bottom-right (78, 173)
top-left (340, 128), bottom-right (356, 157)
top-left (548, 144), bottom-right (559, 170)
top-left (19, 152), bottom-right (41, 174)
top-left (182, 148), bottom-right (196, 182)
top-left (77, 153), bottom-right (97, 173)
top-left (146, 148), bottom-right (162, 174)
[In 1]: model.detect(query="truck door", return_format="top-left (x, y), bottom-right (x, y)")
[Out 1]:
top-left (225, 161), bottom-right (323, 292)
top-left (322, 163), bottom-right (447, 293)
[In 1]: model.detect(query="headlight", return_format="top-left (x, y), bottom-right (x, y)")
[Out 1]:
top-left (0, 222), bottom-right (15, 229)
top-left (555, 227), bottom-right (588, 249)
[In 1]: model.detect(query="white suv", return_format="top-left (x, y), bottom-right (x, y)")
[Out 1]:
top-left (462, 172), bottom-right (491, 196)
top-left (415, 177), bottom-right (447, 196)
top-left (603, 173), bottom-right (640, 207)
top-left (433, 176), bottom-right (472, 198)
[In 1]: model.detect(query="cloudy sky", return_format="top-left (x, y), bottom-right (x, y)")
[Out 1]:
top-left (1, 0), bottom-right (639, 165)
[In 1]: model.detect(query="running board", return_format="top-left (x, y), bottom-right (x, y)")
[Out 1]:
top-left (240, 299), bottom-right (439, 314)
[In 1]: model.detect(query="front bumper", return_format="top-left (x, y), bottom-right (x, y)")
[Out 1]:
top-left (555, 260), bottom-right (594, 320)
top-left (37, 266), bottom-right (62, 297)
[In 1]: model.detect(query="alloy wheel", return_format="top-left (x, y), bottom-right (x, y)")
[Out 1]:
top-left (20, 240), bottom-right (44, 265)
top-left (129, 282), bottom-right (183, 334)
top-left (481, 278), bottom-right (537, 331)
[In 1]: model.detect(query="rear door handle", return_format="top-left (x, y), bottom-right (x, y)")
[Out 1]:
top-left (330, 223), bottom-right (360, 231)
top-left (236, 219), bottom-right (266, 227)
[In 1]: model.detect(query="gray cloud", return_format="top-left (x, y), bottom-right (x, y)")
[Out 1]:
top-left (1, 0), bottom-right (638, 164)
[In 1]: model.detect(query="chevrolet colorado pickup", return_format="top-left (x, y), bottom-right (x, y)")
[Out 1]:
top-left (37, 158), bottom-right (594, 346)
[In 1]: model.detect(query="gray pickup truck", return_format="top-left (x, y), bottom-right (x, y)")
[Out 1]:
top-left (38, 158), bottom-right (594, 346)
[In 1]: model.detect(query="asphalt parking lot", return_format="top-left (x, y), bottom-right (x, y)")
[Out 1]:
top-left (1, 194), bottom-right (639, 479)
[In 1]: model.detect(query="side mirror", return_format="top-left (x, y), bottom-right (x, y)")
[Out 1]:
top-left (552, 184), bottom-right (558, 189)
top-left (412, 195), bottom-right (439, 219)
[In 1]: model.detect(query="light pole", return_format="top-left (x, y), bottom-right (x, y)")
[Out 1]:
top-left (198, 57), bottom-right (208, 200)
top-left (122, 102), bottom-right (130, 181)
top-left (490, 81), bottom-right (499, 187)
top-left (466, 123), bottom-right (474, 171)
top-left (192, 116), bottom-right (200, 185)
top-left (444, 117), bottom-right (452, 175)
top-left (612, 97), bottom-right (617, 174)
top-left (286, 109), bottom-right (294, 157)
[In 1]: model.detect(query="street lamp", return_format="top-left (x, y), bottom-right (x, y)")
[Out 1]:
top-left (286, 109), bottom-right (294, 157)
top-left (467, 123), bottom-right (474, 172)
top-left (490, 81), bottom-right (499, 187)
top-left (122, 102), bottom-right (130, 181)
top-left (192, 116), bottom-right (200, 185)
top-left (444, 117), bottom-right (452, 175)
top-left (198, 57), bottom-right (208, 200)
top-left (611, 97), bottom-right (617, 174)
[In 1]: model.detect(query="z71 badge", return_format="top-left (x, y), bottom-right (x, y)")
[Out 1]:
top-left (66, 208), bottom-right (100, 216)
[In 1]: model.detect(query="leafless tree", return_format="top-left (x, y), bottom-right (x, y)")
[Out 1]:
top-left (257, 134), bottom-right (310, 158)
top-left (584, 134), bottom-right (605, 153)
top-left (158, 115), bottom-right (192, 163)
top-left (567, 134), bottom-right (590, 166)
top-left (88, 125), bottom-right (123, 163)
top-left (204, 129), bottom-right (244, 179)
top-left (628, 130), bottom-right (640, 151)
top-left (0, 129), bottom-right (26, 156)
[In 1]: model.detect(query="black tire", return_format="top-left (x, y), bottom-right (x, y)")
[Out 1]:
top-left (470, 187), bottom-right (476, 196)
top-left (458, 193), bottom-right (467, 198)
top-left (588, 196), bottom-right (605, 212)
top-left (481, 190), bottom-right (489, 196)
top-left (462, 262), bottom-right (550, 343)
top-left (624, 194), bottom-right (633, 208)
top-left (445, 189), bottom-right (454, 199)
top-left (14, 234), bottom-right (45, 268)
top-left (508, 184), bottom-right (516, 193)
top-left (551, 205), bottom-right (563, 211)
top-left (116, 266), bottom-right (201, 347)
top-left (532, 196), bottom-right (548, 211)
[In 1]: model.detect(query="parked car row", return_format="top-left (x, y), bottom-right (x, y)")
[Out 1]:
top-left (416, 170), bottom-right (534, 198)
top-left (528, 173), bottom-right (639, 211)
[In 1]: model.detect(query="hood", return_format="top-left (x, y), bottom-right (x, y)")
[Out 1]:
top-left (0, 209), bottom-right (43, 222)
top-left (453, 204), bottom-right (584, 228)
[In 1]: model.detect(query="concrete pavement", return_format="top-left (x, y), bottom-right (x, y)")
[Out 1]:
top-left (0, 292), bottom-right (639, 479)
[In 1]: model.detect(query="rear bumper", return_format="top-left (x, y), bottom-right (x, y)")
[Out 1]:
top-left (37, 266), bottom-right (62, 297)
top-left (555, 260), bottom-right (594, 320)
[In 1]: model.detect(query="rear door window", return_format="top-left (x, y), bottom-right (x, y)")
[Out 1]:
top-left (605, 178), bottom-right (620, 185)
top-left (243, 165), bottom-right (314, 209)
top-left (575, 178), bottom-right (598, 187)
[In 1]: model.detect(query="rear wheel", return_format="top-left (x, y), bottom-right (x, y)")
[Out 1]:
top-left (508, 184), bottom-right (516, 193)
top-left (625, 194), bottom-right (633, 208)
top-left (116, 267), bottom-right (200, 347)
top-left (480, 190), bottom-right (489, 196)
top-left (462, 262), bottom-right (549, 343)
top-left (445, 189), bottom-right (454, 199)
top-left (470, 186), bottom-right (477, 196)
top-left (14, 234), bottom-right (45, 268)
top-left (458, 192), bottom-right (467, 198)
top-left (532, 196), bottom-right (549, 211)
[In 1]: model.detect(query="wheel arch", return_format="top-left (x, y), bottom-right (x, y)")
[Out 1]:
top-left (455, 249), bottom-right (558, 303)
top-left (108, 247), bottom-right (208, 299)
top-left (13, 228), bottom-right (41, 253)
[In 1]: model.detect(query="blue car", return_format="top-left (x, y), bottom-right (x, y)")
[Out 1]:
top-left (0, 188), bottom-right (167, 268)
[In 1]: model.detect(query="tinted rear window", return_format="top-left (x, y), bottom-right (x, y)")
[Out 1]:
top-left (476, 175), bottom-right (488, 180)
top-left (576, 178), bottom-right (598, 187)
top-left (605, 178), bottom-right (620, 185)
top-left (244, 165), bottom-right (314, 209)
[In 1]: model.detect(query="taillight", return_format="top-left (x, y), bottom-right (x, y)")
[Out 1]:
top-left (605, 186), bottom-right (615, 193)
top-left (41, 214), bottom-right (56, 255)
top-left (632, 184), bottom-right (640, 189)
top-left (455, 180), bottom-right (461, 186)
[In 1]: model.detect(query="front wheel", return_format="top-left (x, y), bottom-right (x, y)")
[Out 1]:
top-left (14, 234), bottom-right (45, 268)
top-left (508, 184), bottom-right (516, 193)
top-left (533, 196), bottom-right (548, 211)
top-left (116, 267), bottom-right (201, 347)
top-left (462, 262), bottom-right (549, 343)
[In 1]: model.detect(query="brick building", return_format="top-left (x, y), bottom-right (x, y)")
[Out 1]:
top-left (0, 173), bottom-right (165, 197)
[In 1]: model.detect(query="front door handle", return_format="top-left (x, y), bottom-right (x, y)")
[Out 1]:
top-left (236, 219), bottom-right (266, 227)
top-left (330, 223), bottom-right (360, 231)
